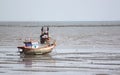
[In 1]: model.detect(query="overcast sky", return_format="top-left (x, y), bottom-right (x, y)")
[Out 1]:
top-left (0, 0), bottom-right (120, 21)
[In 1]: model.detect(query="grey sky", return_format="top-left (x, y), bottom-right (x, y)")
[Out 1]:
top-left (0, 0), bottom-right (120, 21)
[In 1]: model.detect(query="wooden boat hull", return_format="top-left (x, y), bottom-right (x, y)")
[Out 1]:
top-left (18, 43), bottom-right (56, 55)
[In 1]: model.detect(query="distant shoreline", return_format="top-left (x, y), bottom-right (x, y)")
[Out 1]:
top-left (0, 21), bottom-right (120, 27)
top-left (0, 24), bottom-right (120, 27)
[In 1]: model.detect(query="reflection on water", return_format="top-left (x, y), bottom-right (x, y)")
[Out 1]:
top-left (20, 54), bottom-right (55, 67)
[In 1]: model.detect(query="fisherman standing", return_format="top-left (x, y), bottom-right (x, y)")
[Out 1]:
top-left (40, 27), bottom-right (49, 44)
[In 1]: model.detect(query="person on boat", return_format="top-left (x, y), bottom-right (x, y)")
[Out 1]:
top-left (40, 27), bottom-right (49, 44)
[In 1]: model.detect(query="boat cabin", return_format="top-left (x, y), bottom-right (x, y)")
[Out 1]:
top-left (24, 41), bottom-right (39, 48)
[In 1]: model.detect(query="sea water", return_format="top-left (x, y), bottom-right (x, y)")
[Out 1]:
top-left (0, 25), bottom-right (120, 75)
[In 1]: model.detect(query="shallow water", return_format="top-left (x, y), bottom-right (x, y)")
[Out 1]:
top-left (0, 26), bottom-right (120, 75)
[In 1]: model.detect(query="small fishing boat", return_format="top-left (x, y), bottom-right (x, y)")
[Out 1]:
top-left (17, 40), bottom-right (56, 55)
